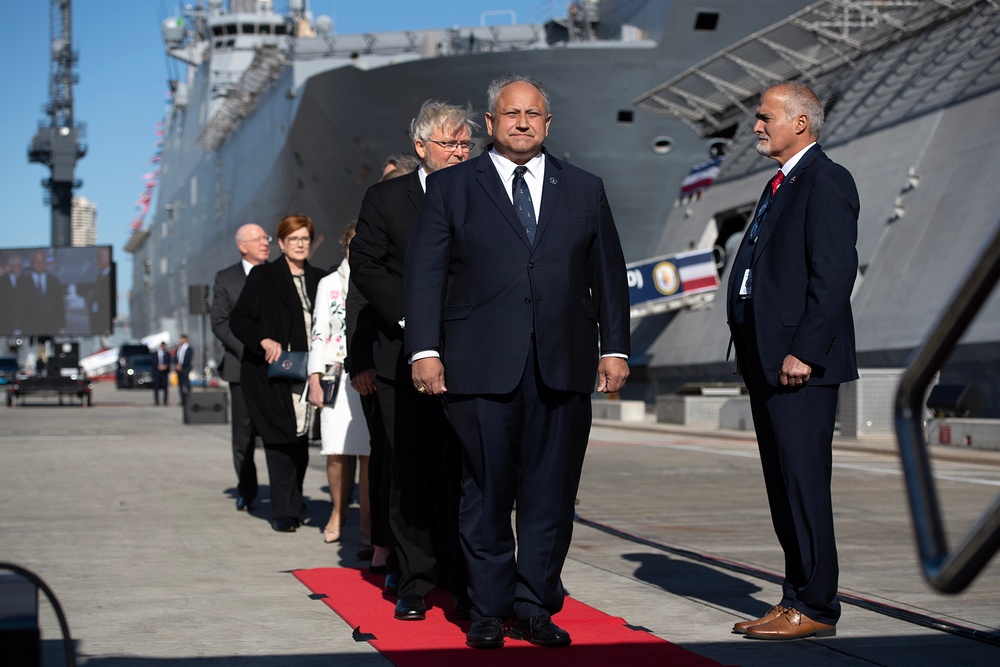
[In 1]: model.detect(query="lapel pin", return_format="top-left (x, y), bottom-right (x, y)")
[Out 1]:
top-left (788, 176), bottom-right (797, 184)
top-left (549, 177), bottom-right (558, 184)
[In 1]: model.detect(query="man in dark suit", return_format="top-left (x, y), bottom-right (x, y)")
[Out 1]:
top-left (405, 74), bottom-right (630, 649)
top-left (211, 223), bottom-right (271, 511)
top-left (349, 101), bottom-right (478, 623)
top-left (88, 247), bottom-right (114, 335)
top-left (174, 334), bottom-right (193, 407)
top-left (727, 82), bottom-right (859, 641)
top-left (0, 254), bottom-right (25, 335)
top-left (153, 341), bottom-right (171, 406)
top-left (19, 250), bottom-right (66, 335)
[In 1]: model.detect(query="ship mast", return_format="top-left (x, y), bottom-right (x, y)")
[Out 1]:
top-left (28, 0), bottom-right (87, 248)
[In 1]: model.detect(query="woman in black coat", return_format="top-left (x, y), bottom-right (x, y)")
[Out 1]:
top-left (231, 213), bottom-right (326, 532)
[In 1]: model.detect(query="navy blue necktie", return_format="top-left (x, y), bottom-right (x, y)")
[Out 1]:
top-left (512, 166), bottom-right (535, 245)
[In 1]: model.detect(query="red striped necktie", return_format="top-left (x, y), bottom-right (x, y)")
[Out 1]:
top-left (771, 170), bottom-right (785, 195)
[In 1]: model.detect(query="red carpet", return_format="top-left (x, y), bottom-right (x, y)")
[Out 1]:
top-left (293, 567), bottom-right (727, 666)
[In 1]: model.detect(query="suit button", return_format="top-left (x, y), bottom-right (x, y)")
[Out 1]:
top-left (528, 262), bottom-right (535, 269)
top-left (524, 297), bottom-right (532, 304)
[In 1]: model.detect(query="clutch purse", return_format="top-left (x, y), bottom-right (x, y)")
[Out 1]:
top-left (267, 350), bottom-right (309, 382)
top-left (319, 373), bottom-right (340, 407)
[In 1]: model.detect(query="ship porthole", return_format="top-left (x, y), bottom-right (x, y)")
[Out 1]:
top-left (650, 136), bottom-right (673, 155)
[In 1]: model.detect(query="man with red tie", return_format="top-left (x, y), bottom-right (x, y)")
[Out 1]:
top-left (727, 81), bottom-right (860, 640)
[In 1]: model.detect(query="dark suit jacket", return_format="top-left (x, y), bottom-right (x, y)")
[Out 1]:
top-left (404, 149), bottom-right (630, 395)
top-left (18, 271), bottom-right (66, 334)
top-left (344, 277), bottom-right (377, 377)
top-left (727, 144), bottom-right (860, 386)
top-left (174, 344), bottom-right (193, 373)
top-left (230, 258), bottom-right (323, 444)
top-left (212, 261), bottom-right (251, 383)
top-left (349, 170), bottom-right (424, 382)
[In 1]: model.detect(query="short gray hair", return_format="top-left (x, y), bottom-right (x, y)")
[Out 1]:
top-left (487, 74), bottom-right (551, 115)
top-left (764, 81), bottom-right (825, 137)
top-left (409, 100), bottom-right (479, 143)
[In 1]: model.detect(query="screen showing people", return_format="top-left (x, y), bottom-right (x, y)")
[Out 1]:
top-left (0, 245), bottom-right (115, 336)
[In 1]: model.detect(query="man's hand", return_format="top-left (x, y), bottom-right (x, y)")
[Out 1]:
top-left (596, 357), bottom-right (629, 393)
top-left (779, 354), bottom-right (812, 388)
top-left (351, 368), bottom-right (377, 395)
top-left (412, 357), bottom-right (447, 396)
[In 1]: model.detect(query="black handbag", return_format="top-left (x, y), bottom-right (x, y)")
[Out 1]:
top-left (267, 350), bottom-right (308, 382)
top-left (319, 372), bottom-right (340, 406)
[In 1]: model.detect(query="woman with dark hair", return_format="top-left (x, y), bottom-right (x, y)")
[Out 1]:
top-left (231, 213), bottom-right (326, 532)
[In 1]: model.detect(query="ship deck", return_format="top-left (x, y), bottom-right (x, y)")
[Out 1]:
top-left (2, 384), bottom-right (999, 665)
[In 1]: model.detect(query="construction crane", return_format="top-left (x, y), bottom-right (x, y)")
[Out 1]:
top-left (28, 0), bottom-right (86, 248)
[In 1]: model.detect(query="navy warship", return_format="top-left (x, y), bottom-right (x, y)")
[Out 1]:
top-left (125, 0), bottom-right (813, 345)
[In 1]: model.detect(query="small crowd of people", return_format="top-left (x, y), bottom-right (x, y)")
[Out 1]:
top-left (209, 75), bottom-right (860, 648)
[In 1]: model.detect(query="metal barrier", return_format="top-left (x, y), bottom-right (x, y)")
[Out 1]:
top-left (894, 222), bottom-right (1000, 593)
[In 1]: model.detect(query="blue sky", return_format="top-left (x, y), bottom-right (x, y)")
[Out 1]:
top-left (0, 0), bottom-right (551, 306)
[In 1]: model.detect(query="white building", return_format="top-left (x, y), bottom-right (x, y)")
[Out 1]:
top-left (71, 195), bottom-right (97, 247)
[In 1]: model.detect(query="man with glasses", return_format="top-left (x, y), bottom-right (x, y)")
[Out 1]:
top-left (211, 224), bottom-right (270, 513)
top-left (350, 100), bottom-right (478, 623)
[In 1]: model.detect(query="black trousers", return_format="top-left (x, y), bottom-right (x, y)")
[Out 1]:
top-left (360, 392), bottom-right (393, 558)
top-left (153, 372), bottom-right (169, 405)
top-left (445, 343), bottom-right (590, 621)
top-left (263, 436), bottom-right (308, 521)
top-left (375, 376), bottom-right (463, 598)
top-left (733, 303), bottom-right (842, 625)
top-left (229, 383), bottom-right (259, 502)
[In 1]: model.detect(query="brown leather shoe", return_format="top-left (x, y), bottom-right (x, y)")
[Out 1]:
top-left (732, 604), bottom-right (785, 635)
top-left (744, 607), bottom-right (836, 640)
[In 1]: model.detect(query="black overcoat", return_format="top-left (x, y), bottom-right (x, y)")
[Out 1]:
top-left (230, 256), bottom-right (323, 444)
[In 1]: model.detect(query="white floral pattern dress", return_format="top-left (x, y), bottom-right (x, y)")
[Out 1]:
top-left (308, 258), bottom-right (370, 456)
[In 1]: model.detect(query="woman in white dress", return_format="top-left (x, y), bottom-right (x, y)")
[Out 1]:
top-left (308, 223), bottom-right (371, 543)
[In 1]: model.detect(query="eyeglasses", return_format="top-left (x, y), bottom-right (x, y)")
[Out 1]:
top-left (244, 234), bottom-right (272, 244)
top-left (426, 139), bottom-right (475, 152)
top-left (283, 235), bottom-right (312, 246)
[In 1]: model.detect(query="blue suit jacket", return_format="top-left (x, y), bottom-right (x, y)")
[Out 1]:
top-left (727, 145), bottom-right (860, 386)
top-left (404, 148), bottom-right (630, 395)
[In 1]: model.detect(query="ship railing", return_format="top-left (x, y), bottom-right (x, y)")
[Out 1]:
top-left (632, 0), bottom-right (985, 135)
top-left (197, 44), bottom-right (286, 152)
top-left (894, 220), bottom-right (1000, 593)
top-left (293, 24), bottom-right (545, 60)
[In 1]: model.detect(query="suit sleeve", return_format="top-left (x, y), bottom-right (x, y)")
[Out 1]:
top-left (211, 268), bottom-right (244, 360)
top-left (592, 178), bottom-right (631, 357)
top-left (788, 165), bottom-right (859, 367)
top-left (345, 278), bottom-right (376, 376)
top-left (349, 185), bottom-right (405, 328)
top-left (403, 177), bottom-right (451, 357)
top-left (230, 265), bottom-right (267, 357)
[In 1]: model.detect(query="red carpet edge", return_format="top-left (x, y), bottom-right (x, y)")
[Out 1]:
top-left (293, 567), bottom-right (727, 667)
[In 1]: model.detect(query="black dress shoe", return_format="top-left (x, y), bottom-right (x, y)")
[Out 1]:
top-left (235, 497), bottom-right (253, 512)
top-left (269, 517), bottom-right (297, 532)
top-left (393, 595), bottom-right (426, 621)
top-left (509, 615), bottom-right (571, 647)
top-left (466, 617), bottom-right (505, 649)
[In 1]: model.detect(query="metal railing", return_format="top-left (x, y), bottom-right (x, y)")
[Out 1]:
top-left (894, 221), bottom-right (1000, 593)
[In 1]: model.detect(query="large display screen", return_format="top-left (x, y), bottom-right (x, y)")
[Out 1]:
top-left (0, 245), bottom-right (115, 336)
